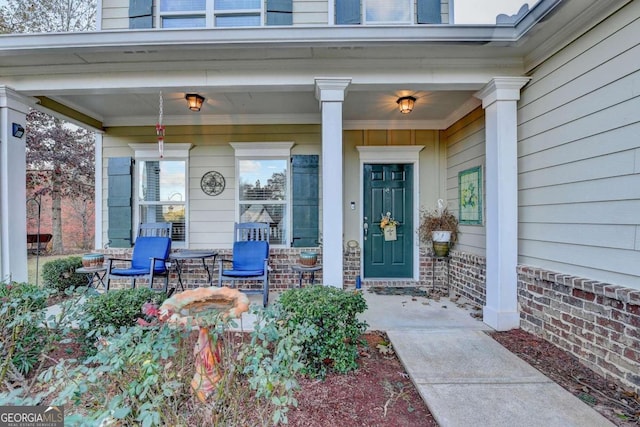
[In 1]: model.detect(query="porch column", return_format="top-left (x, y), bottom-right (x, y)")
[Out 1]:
top-left (474, 77), bottom-right (530, 331)
top-left (315, 78), bottom-right (351, 288)
top-left (0, 87), bottom-right (33, 283)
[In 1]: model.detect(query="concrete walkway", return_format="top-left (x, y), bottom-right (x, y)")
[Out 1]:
top-left (361, 291), bottom-right (614, 427)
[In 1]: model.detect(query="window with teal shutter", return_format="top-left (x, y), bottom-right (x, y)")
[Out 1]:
top-left (417, 0), bottom-right (442, 24)
top-left (108, 157), bottom-right (134, 248)
top-left (291, 155), bottom-right (319, 247)
top-left (336, 0), bottom-right (361, 25)
top-left (129, 0), bottom-right (153, 29)
top-left (266, 0), bottom-right (293, 25)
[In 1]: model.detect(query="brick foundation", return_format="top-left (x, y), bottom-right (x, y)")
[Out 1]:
top-left (518, 265), bottom-right (640, 395)
top-left (449, 250), bottom-right (486, 305)
top-left (103, 247), bottom-right (323, 291)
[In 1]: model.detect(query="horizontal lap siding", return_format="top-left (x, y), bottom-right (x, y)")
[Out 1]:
top-left (102, 124), bottom-right (321, 249)
top-left (444, 107), bottom-right (486, 255)
top-left (518, 1), bottom-right (640, 289)
top-left (101, 0), bottom-right (129, 30)
top-left (293, 0), bottom-right (328, 25)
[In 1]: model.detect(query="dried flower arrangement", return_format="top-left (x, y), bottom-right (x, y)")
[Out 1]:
top-left (418, 200), bottom-right (459, 247)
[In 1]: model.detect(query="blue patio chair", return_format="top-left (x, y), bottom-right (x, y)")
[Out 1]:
top-left (218, 222), bottom-right (270, 307)
top-left (106, 236), bottom-right (172, 292)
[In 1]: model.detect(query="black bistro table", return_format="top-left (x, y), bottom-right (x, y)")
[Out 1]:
top-left (75, 266), bottom-right (108, 291)
top-left (169, 250), bottom-right (218, 291)
top-left (290, 264), bottom-right (322, 288)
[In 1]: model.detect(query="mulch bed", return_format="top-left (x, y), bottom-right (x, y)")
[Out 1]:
top-left (490, 328), bottom-right (640, 426)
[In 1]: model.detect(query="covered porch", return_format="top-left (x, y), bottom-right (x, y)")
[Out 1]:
top-left (0, 30), bottom-right (532, 331)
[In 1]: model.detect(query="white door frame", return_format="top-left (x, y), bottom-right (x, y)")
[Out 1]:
top-left (356, 145), bottom-right (424, 280)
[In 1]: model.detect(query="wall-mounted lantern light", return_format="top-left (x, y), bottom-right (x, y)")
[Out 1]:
top-left (12, 123), bottom-right (25, 138)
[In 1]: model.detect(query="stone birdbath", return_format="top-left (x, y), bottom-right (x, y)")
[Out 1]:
top-left (158, 286), bottom-right (250, 403)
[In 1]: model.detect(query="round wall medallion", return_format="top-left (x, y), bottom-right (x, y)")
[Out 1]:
top-left (200, 171), bottom-right (225, 196)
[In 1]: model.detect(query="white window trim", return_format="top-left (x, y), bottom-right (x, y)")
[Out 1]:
top-left (157, 0), bottom-right (265, 29)
top-left (231, 142), bottom-right (294, 247)
top-left (130, 143), bottom-right (192, 247)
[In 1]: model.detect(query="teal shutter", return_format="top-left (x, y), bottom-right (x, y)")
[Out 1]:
top-left (336, 0), bottom-right (360, 25)
top-left (266, 0), bottom-right (293, 25)
top-left (108, 157), bottom-right (134, 248)
top-left (129, 0), bottom-right (153, 29)
top-left (292, 155), bottom-right (319, 247)
top-left (417, 0), bottom-right (442, 24)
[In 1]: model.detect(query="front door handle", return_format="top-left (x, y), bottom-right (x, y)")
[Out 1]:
top-left (363, 217), bottom-right (368, 241)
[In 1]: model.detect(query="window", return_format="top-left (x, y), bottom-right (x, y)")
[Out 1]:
top-left (232, 142), bottom-right (294, 246)
top-left (159, 0), bottom-right (263, 28)
top-left (238, 159), bottom-right (288, 245)
top-left (131, 143), bottom-right (191, 247)
top-left (365, 0), bottom-right (411, 24)
top-left (336, 0), bottom-right (443, 25)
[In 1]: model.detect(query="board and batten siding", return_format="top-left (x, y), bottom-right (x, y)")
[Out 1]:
top-left (517, 0), bottom-right (640, 289)
top-left (101, 124), bottom-right (321, 249)
top-left (444, 107), bottom-right (486, 256)
top-left (101, 0), bottom-right (129, 30)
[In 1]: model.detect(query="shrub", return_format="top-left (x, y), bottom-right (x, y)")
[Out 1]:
top-left (83, 287), bottom-right (167, 332)
top-left (278, 285), bottom-right (368, 378)
top-left (41, 256), bottom-right (85, 292)
top-left (0, 282), bottom-right (52, 380)
top-left (39, 305), bottom-right (304, 426)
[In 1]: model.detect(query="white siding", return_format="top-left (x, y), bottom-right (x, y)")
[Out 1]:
top-left (293, 0), bottom-right (328, 25)
top-left (444, 107), bottom-right (486, 255)
top-left (99, 0), bottom-right (451, 29)
top-left (101, 0), bottom-right (129, 30)
top-left (518, 1), bottom-right (640, 289)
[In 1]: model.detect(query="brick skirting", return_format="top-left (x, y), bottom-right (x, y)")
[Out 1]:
top-left (517, 265), bottom-right (640, 395)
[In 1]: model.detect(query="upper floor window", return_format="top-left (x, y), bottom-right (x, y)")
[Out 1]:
top-left (156, 0), bottom-right (290, 28)
top-left (336, 0), bottom-right (443, 25)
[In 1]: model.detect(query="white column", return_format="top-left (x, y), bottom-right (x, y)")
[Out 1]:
top-left (474, 77), bottom-right (530, 331)
top-left (315, 78), bottom-right (351, 288)
top-left (0, 87), bottom-right (34, 283)
top-left (94, 133), bottom-right (103, 250)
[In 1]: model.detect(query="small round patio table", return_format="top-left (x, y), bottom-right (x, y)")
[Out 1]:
top-left (290, 264), bottom-right (322, 288)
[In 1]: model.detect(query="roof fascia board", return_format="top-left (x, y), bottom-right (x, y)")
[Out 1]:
top-left (0, 25), bottom-right (521, 55)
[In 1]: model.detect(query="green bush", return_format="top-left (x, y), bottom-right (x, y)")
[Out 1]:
top-left (41, 256), bottom-right (85, 292)
top-left (278, 285), bottom-right (368, 378)
top-left (0, 282), bottom-right (53, 379)
top-left (83, 288), bottom-right (167, 332)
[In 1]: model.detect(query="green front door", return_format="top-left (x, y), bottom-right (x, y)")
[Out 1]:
top-left (363, 163), bottom-right (413, 278)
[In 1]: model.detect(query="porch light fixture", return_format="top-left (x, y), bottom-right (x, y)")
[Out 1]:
top-left (397, 96), bottom-right (416, 114)
top-left (185, 93), bottom-right (205, 111)
top-left (12, 123), bottom-right (25, 138)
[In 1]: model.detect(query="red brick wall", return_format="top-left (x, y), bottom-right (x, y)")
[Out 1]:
top-left (518, 265), bottom-right (640, 396)
top-left (27, 191), bottom-right (95, 253)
